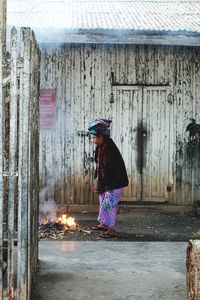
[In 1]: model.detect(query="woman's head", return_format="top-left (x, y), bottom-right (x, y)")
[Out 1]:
top-left (90, 134), bottom-right (104, 145)
top-left (88, 118), bottom-right (112, 145)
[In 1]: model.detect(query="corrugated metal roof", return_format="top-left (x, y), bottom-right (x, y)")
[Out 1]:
top-left (8, 0), bottom-right (200, 33)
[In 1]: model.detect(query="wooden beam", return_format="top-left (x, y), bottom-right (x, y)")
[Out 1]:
top-left (0, 0), bottom-right (7, 54)
top-left (0, 31), bottom-right (4, 300)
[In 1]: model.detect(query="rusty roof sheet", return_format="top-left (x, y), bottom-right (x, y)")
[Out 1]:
top-left (8, 0), bottom-right (200, 34)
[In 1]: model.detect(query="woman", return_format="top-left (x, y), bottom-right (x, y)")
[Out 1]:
top-left (88, 118), bottom-right (129, 238)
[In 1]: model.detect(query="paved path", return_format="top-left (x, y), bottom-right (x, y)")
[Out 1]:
top-left (32, 241), bottom-right (187, 300)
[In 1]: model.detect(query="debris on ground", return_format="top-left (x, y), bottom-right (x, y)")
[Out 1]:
top-left (38, 220), bottom-right (92, 240)
top-left (38, 211), bottom-right (200, 242)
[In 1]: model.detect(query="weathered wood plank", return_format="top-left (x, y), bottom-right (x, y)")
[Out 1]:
top-left (7, 26), bottom-right (18, 300)
top-left (83, 44), bottom-right (93, 203)
top-left (28, 30), bottom-right (36, 299)
top-left (60, 48), bottom-right (65, 205)
top-left (168, 47), bottom-right (176, 204)
top-left (79, 44), bottom-right (85, 204)
top-left (73, 45), bottom-right (81, 204)
top-left (17, 27), bottom-right (31, 300)
top-left (194, 49), bottom-right (200, 202)
top-left (0, 30), bottom-right (4, 299)
top-left (0, 25), bottom-right (40, 300)
top-left (64, 45), bottom-right (72, 207)
top-left (30, 32), bottom-right (40, 289)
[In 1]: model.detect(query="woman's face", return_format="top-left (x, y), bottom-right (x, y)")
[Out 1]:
top-left (91, 134), bottom-right (104, 145)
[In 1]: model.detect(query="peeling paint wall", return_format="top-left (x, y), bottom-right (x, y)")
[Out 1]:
top-left (39, 44), bottom-right (200, 206)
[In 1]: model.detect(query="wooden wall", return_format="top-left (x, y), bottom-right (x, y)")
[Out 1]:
top-left (39, 44), bottom-right (200, 206)
top-left (0, 27), bottom-right (40, 299)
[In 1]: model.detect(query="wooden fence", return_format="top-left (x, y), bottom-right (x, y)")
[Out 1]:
top-left (0, 26), bottom-right (40, 299)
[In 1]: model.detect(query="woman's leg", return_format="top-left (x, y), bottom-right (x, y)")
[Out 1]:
top-left (91, 193), bottom-right (109, 230)
top-left (98, 188), bottom-right (123, 233)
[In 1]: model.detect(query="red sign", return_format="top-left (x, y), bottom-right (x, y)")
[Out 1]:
top-left (40, 89), bottom-right (56, 129)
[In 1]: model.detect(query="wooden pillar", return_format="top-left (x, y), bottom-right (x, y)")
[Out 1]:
top-left (0, 0), bottom-right (7, 54)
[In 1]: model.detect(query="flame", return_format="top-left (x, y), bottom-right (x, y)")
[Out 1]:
top-left (40, 214), bottom-right (77, 231)
top-left (57, 214), bottom-right (76, 228)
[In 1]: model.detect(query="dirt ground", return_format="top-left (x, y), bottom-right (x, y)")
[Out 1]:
top-left (39, 209), bottom-right (200, 242)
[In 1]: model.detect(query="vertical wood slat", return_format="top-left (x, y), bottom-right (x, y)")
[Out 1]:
top-left (28, 30), bottom-right (34, 300)
top-left (0, 31), bottom-right (4, 299)
top-left (83, 44), bottom-right (92, 203)
top-left (7, 26), bottom-right (18, 300)
top-left (0, 26), bottom-right (40, 300)
top-left (27, 30), bottom-right (40, 298)
top-left (64, 45), bottom-right (72, 207)
top-left (17, 27), bottom-right (31, 300)
top-left (34, 37), bottom-right (40, 284)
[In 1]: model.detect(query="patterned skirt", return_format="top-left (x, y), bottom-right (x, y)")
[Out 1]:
top-left (98, 188), bottom-right (123, 228)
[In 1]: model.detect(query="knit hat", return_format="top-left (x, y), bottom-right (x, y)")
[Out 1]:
top-left (88, 118), bottom-right (112, 136)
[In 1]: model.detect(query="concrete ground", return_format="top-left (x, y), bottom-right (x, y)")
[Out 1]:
top-left (32, 241), bottom-right (187, 300)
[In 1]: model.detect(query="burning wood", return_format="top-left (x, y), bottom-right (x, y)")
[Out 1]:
top-left (58, 214), bottom-right (76, 229)
top-left (38, 214), bottom-right (78, 240)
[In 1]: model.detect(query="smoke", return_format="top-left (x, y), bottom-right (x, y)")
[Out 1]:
top-left (39, 184), bottom-right (57, 223)
top-left (39, 177), bottom-right (74, 223)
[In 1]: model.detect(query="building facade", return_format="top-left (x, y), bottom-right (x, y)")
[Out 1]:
top-left (8, 0), bottom-right (200, 207)
top-left (39, 43), bottom-right (200, 206)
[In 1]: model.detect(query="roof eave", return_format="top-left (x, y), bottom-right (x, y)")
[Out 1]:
top-left (72, 29), bottom-right (200, 46)
top-left (7, 26), bottom-right (200, 46)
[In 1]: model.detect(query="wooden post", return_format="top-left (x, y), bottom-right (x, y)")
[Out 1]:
top-left (7, 26), bottom-right (18, 299)
top-left (0, 0), bottom-right (7, 54)
top-left (186, 240), bottom-right (200, 299)
top-left (0, 31), bottom-right (4, 300)
top-left (17, 27), bottom-right (31, 300)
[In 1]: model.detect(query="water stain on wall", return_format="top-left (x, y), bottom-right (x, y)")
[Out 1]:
top-left (185, 119), bottom-right (200, 163)
top-left (136, 121), bottom-right (147, 175)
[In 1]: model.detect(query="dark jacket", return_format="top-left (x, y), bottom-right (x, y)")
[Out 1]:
top-left (94, 137), bottom-right (129, 192)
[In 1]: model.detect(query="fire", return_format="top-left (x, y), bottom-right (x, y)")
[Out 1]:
top-left (57, 214), bottom-right (76, 229)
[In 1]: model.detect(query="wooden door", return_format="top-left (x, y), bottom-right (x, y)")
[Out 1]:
top-left (111, 86), bottom-right (143, 201)
top-left (142, 87), bottom-right (172, 202)
top-left (111, 86), bottom-right (172, 202)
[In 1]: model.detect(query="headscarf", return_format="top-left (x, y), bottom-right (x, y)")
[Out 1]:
top-left (88, 118), bottom-right (112, 136)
